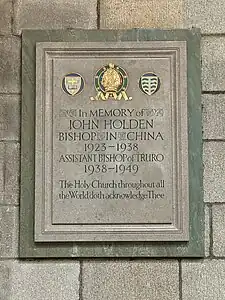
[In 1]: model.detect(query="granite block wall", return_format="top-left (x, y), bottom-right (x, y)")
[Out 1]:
top-left (0, 0), bottom-right (225, 299)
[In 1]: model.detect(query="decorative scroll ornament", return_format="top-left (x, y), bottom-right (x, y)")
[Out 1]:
top-left (90, 63), bottom-right (132, 101)
top-left (139, 73), bottom-right (160, 96)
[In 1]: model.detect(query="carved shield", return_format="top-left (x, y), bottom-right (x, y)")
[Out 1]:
top-left (140, 73), bottom-right (160, 96)
top-left (62, 73), bottom-right (83, 96)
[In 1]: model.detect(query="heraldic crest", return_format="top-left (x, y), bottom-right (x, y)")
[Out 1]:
top-left (90, 63), bottom-right (132, 101)
top-left (62, 73), bottom-right (84, 96)
top-left (139, 73), bottom-right (160, 96)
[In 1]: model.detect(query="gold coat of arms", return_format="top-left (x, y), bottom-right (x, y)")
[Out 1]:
top-left (90, 63), bottom-right (132, 101)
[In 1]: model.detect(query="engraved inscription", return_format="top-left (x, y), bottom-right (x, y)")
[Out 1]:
top-left (57, 107), bottom-right (165, 203)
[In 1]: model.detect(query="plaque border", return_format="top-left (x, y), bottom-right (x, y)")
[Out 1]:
top-left (35, 42), bottom-right (188, 242)
top-left (20, 29), bottom-right (203, 257)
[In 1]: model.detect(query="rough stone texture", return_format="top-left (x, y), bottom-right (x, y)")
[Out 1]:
top-left (0, 263), bottom-right (11, 299)
top-left (182, 260), bottom-right (225, 299)
top-left (0, 0), bottom-right (12, 34)
top-left (0, 37), bottom-right (21, 93)
top-left (100, 0), bottom-right (183, 29)
top-left (0, 206), bottom-right (18, 258)
top-left (203, 142), bottom-right (225, 202)
top-left (0, 143), bottom-right (4, 203)
top-left (184, 0), bottom-right (225, 34)
top-left (205, 205), bottom-right (210, 257)
top-left (212, 204), bottom-right (225, 256)
top-left (0, 95), bottom-right (20, 141)
top-left (3, 143), bottom-right (20, 205)
top-left (202, 37), bottom-right (225, 91)
top-left (0, 261), bottom-right (80, 300)
top-left (0, 143), bottom-right (20, 205)
top-left (83, 261), bottom-right (179, 300)
top-left (202, 94), bottom-right (225, 140)
top-left (13, 0), bottom-right (97, 35)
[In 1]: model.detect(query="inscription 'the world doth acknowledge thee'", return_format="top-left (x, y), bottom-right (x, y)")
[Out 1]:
top-left (35, 42), bottom-right (189, 242)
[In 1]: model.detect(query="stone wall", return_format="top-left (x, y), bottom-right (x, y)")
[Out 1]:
top-left (0, 0), bottom-right (224, 299)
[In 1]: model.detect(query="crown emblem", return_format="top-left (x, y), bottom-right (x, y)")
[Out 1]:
top-left (90, 63), bottom-right (132, 101)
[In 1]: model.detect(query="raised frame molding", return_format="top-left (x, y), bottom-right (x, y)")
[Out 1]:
top-left (20, 29), bottom-right (203, 257)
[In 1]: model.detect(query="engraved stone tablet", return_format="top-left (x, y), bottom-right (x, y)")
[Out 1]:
top-left (35, 41), bottom-right (188, 242)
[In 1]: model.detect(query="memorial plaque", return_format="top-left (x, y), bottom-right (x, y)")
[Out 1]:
top-left (20, 29), bottom-right (203, 257)
top-left (35, 41), bottom-right (188, 242)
